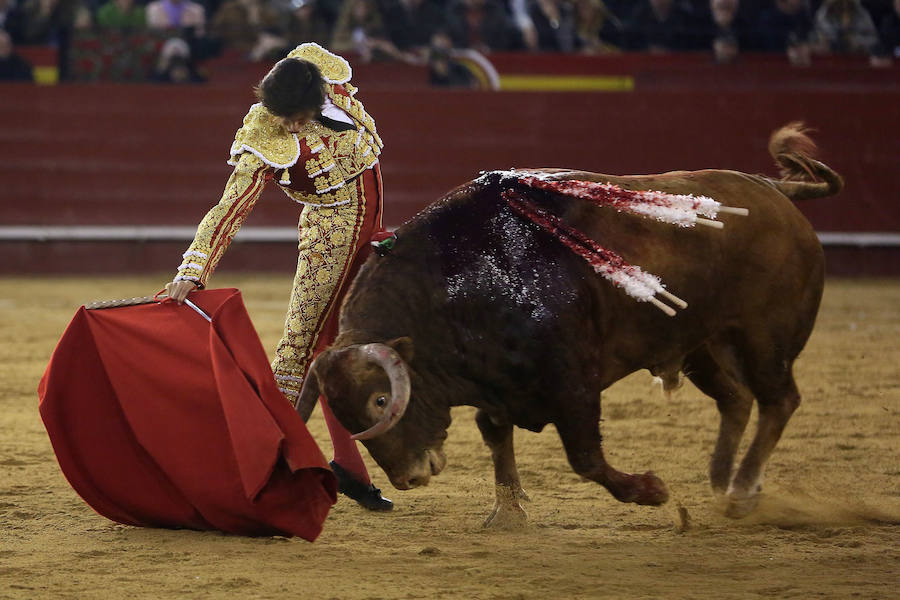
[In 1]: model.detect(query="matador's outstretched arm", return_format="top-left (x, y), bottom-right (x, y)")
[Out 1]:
top-left (174, 154), bottom-right (272, 288)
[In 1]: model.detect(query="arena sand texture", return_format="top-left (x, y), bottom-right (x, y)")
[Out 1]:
top-left (1, 275), bottom-right (898, 600)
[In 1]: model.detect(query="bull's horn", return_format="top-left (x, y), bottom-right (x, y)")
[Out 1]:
top-left (350, 343), bottom-right (411, 440)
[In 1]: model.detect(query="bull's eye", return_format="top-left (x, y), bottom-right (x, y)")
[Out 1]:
top-left (375, 396), bottom-right (387, 408)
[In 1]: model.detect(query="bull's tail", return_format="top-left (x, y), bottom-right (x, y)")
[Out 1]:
top-left (767, 122), bottom-right (843, 201)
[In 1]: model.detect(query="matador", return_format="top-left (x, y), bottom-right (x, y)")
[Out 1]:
top-left (165, 43), bottom-right (392, 511)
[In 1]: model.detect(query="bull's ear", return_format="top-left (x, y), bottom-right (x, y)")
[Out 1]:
top-left (386, 336), bottom-right (414, 363)
top-left (295, 350), bottom-right (335, 421)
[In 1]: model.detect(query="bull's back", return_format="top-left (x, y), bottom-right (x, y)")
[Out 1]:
top-left (558, 168), bottom-right (825, 381)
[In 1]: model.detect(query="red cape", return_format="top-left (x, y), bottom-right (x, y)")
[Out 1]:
top-left (38, 288), bottom-right (337, 540)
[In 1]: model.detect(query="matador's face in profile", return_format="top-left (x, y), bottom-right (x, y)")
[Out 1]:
top-left (279, 109), bottom-right (317, 134)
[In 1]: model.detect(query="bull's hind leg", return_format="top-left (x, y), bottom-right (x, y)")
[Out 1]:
top-left (683, 344), bottom-right (755, 494)
top-left (726, 369), bottom-right (801, 518)
top-left (476, 409), bottom-right (529, 528)
top-left (554, 394), bottom-right (669, 506)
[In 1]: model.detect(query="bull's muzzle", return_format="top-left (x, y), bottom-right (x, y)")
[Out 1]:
top-left (390, 448), bottom-right (447, 490)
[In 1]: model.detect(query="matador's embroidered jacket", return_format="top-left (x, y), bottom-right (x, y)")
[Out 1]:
top-left (174, 43), bottom-right (384, 287)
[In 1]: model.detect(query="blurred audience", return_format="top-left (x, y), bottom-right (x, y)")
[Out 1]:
top-left (285, 0), bottom-right (332, 48)
top-left (528, 0), bottom-right (578, 52)
top-left (754, 0), bottom-right (811, 52)
top-left (622, 0), bottom-right (708, 52)
top-left (151, 34), bottom-right (204, 80)
top-left (522, 0), bottom-right (620, 53)
top-left (574, 0), bottom-right (623, 53)
top-left (379, 0), bottom-right (446, 55)
top-left (19, 0), bottom-right (88, 44)
top-left (210, 0), bottom-right (283, 60)
top-left (707, 0), bottom-right (752, 63)
top-left (96, 0), bottom-right (146, 30)
top-left (1, 0), bottom-right (27, 42)
top-left (0, 26), bottom-right (33, 79)
top-left (870, 0), bottom-right (899, 65)
top-left (812, 0), bottom-right (879, 55)
top-left (332, 0), bottom-right (409, 62)
top-left (427, 29), bottom-right (478, 84)
top-left (445, 0), bottom-right (521, 52)
top-left (755, 0), bottom-right (814, 65)
top-left (146, 0), bottom-right (219, 61)
top-left (16, 0), bottom-right (89, 79)
top-left (5, 0), bottom-right (898, 84)
top-left (146, 0), bottom-right (205, 31)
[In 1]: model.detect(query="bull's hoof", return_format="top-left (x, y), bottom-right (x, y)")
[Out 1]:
top-left (482, 502), bottom-right (528, 529)
top-left (622, 472), bottom-right (669, 506)
top-left (723, 491), bottom-right (759, 519)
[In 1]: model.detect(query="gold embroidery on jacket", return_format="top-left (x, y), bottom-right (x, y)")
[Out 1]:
top-left (228, 104), bottom-right (300, 168)
top-left (286, 42), bottom-right (352, 84)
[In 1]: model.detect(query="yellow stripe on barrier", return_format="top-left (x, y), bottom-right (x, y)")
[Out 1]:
top-left (34, 66), bottom-right (59, 85)
top-left (499, 75), bottom-right (634, 92)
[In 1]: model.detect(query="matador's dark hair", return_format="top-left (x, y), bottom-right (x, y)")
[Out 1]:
top-left (254, 58), bottom-right (326, 118)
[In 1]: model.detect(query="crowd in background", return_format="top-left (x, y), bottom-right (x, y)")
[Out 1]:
top-left (1, 0), bottom-right (899, 82)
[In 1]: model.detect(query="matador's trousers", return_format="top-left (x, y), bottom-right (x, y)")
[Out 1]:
top-left (271, 165), bottom-right (384, 404)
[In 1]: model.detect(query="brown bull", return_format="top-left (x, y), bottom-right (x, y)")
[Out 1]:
top-left (296, 123), bottom-right (842, 525)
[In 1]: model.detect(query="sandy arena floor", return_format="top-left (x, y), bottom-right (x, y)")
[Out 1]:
top-left (1, 274), bottom-right (898, 600)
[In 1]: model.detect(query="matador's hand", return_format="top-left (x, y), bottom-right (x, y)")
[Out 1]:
top-left (164, 280), bottom-right (198, 304)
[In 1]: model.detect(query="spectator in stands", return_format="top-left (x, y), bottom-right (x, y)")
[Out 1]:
top-left (427, 29), bottom-right (478, 85)
top-left (622, 0), bottom-right (709, 52)
top-left (1, 0), bottom-right (27, 43)
top-left (379, 0), bottom-right (447, 55)
top-left (574, 0), bottom-right (623, 53)
top-left (147, 0), bottom-right (219, 61)
top-left (754, 0), bottom-right (814, 60)
top-left (146, 0), bottom-right (204, 31)
top-left (331, 0), bottom-right (407, 62)
top-left (528, 0), bottom-right (579, 52)
top-left (151, 35), bottom-right (204, 81)
top-left (0, 26), bottom-right (33, 79)
top-left (870, 0), bottom-right (900, 64)
top-left (285, 0), bottom-right (333, 49)
top-left (876, 0), bottom-right (900, 58)
top-left (601, 0), bottom-right (629, 19)
top-left (445, 0), bottom-right (522, 52)
top-left (96, 0), bottom-right (146, 30)
top-left (18, 0), bottom-right (91, 79)
top-left (19, 0), bottom-right (84, 44)
top-left (812, 0), bottom-right (879, 55)
top-left (864, 0), bottom-right (894, 27)
top-left (522, 0), bottom-right (620, 53)
top-left (210, 0), bottom-right (284, 60)
top-left (707, 0), bottom-right (752, 63)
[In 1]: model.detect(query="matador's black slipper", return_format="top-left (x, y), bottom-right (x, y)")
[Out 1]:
top-left (329, 461), bottom-right (394, 512)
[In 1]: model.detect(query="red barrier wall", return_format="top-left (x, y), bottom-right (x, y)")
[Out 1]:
top-left (1, 54), bottom-right (898, 275)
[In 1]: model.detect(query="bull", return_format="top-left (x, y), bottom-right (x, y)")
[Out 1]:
top-left (296, 123), bottom-right (843, 525)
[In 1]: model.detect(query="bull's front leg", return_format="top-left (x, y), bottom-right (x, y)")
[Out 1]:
top-left (475, 409), bottom-right (529, 528)
top-left (555, 395), bottom-right (669, 506)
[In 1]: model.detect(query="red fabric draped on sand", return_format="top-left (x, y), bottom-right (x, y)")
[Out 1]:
top-left (38, 288), bottom-right (337, 540)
